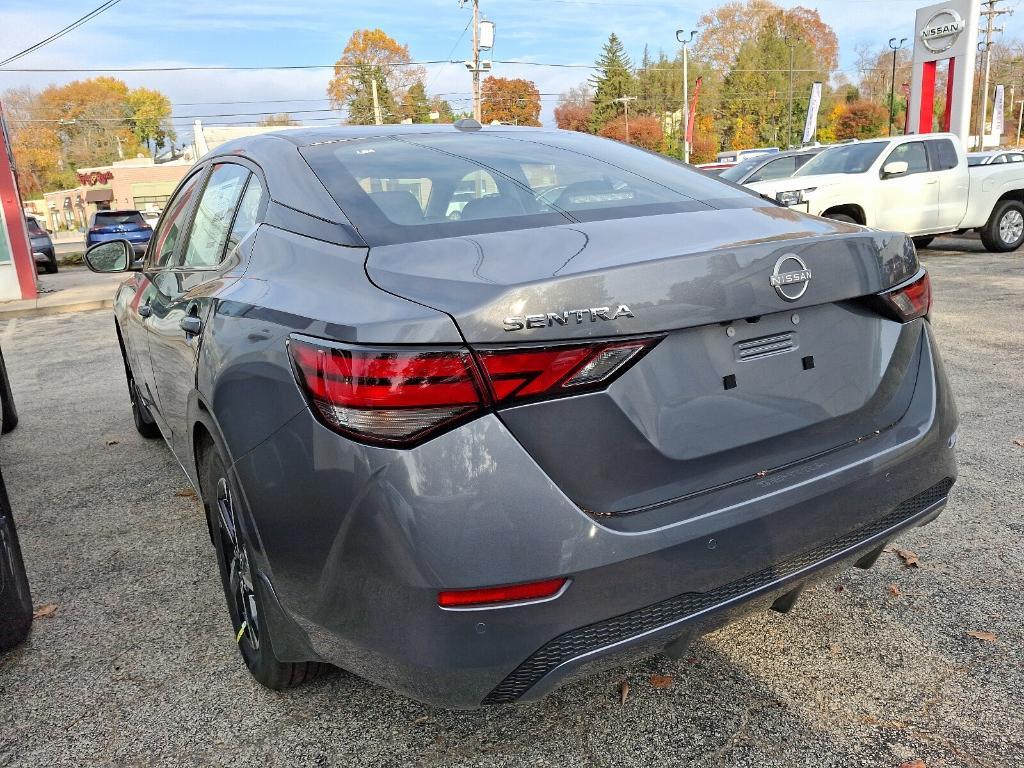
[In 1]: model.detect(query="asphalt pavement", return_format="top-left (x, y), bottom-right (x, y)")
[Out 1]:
top-left (0, 238), bottom-right (1021, 767)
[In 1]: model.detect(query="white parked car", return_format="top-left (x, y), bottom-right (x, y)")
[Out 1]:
top-left (748, 133), bottom-right (1024, 252)
top-left (967, 150), bottom-right (1024, 166)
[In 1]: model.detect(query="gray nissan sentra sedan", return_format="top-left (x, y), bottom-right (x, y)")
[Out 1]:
top-left (84, 122), bottom-right (958, 708)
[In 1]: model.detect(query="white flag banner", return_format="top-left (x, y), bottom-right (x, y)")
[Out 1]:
top-left (802, 82), bottom-right (822, 145)
top-left (991, 85), bottom-right (1005, 138)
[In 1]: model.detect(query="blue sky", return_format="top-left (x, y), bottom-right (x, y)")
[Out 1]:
top-left (1, 0), bottom-right (1021, 136)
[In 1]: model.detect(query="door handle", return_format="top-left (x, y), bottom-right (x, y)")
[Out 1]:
top-left (180, 315), bottom-right (203, 336)
top-left (138, 304), bottom-right (152, 318)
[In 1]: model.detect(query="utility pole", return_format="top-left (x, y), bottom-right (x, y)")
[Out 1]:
top-left (371, 77), bottom-right (383, 125)
top-left (676, 29), bottom-right (697, 163)
top-left (615, 96), bottom-right (636, 143)
top-left (977, 0), bottom-right (1011, 147)
top-left (784, 36), bottom-right (797, 149)
top-left (1017, 99), bottom-right (1023, 145)
top-left (471, 0), bottom-right (480, 121)
top-left (888, 37), bottom-right (907, 136)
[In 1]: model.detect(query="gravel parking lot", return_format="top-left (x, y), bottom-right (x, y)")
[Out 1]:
top-left (0, 239), bottom-right (1021, 767)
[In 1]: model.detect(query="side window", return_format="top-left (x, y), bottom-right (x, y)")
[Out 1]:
top-left (181, 163), bottom-right (250, 269)
top-left (1009, 154), bottom-right (1024, 163)
top-left (149, 172), bottom-right (203, 268)
top-left (885, 142), bottom-right (929, 175)
top-left (747, 156), bottom-right (798, 183)
top-left (928, 139), bottom-right (958, 171)
top-left (993, 154), bottom-right (1007, 164)
top-left (224, 177), bottom-right (267, 257)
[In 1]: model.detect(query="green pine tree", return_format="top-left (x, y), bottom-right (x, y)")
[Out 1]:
top-left (401, 80), bottom-right (432, 123)
top-left (346, 65), bottom-right (399, 124)
top-left (589, 33), bottom-right (635, 132)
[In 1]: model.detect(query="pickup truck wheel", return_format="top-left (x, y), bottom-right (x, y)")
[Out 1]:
top-left (912, 236), bottom-right (935, 250)
top-left (981, 200), bottom-right (1024, 252)
top-left (824, 212), bottom-right (857, 224)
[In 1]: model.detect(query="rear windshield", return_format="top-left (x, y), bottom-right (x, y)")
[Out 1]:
top-left (93, 211), bottom-right (145, 227)
top-left (26, 218), bottom-right (46, 236)
top-left (301, 132), bottom-right (757, 245)
top-left (793, 143), bottom-right (886, 176)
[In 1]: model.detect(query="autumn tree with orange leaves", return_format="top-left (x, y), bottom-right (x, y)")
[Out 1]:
top-left (554, 85), bottom-right (593, 132)
top-left (598, 115), bottom-right (663, 151)
top-left (327, 29), bottom-right (425, 124)
top-left (480, 77), bottom-right (542, 126)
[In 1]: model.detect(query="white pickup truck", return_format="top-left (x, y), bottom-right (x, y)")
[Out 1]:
top-left (747, 132), bottom-right (1024, 252)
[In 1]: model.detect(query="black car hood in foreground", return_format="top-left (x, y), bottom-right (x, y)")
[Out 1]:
top-left (365, 206), bottom-right (917, 343)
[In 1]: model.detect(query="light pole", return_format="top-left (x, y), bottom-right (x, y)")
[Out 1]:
top-left (676, 29), bottom-right (697, 162)
top-left (887, 37), bottom-right (907, 136)
top-left (615, 96), bottom-right (637, 143)
top-left (784, 35), bottom-right (797, 149)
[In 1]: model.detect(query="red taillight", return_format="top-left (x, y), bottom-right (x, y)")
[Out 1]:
top-left (477, 339), bottom-right (659, 404)
top-left (289, 335), bottom-right (660, 446)
top-left (438, 577), bottom-right (568, 608)
top-left (288, 339), bottom-right (486, 446)
top-left (881, 270), bottom-right (931, 322)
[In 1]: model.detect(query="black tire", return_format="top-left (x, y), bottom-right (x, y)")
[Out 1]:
top-left (44, 255), bottom-right (58, 274)
top-left (912, 236), bottom-right (935, 250)
top-left (824, 212), bottom-right (857, 224)
top-left (980, 200), bottom-right (1024, 252)
top-left (199, 440), bottom-right (324, 689)
top-left (116, 326), bottom-right (161, 439)
top-left (0, 347), bottom-right (18, 434)
top-left (0, 468), bottom-right (33, 652)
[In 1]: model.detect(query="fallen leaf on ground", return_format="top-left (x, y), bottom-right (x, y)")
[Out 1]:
top-left (619, 680), bottom-right (630, 705)
top-left (105, 440), bottom-right (119, 446)
top-left (966, 630), bottom-right (997, 642)
top-left (888, 584), bottom-right (901, 597)
top-left (1013, 439), bottom-right (1024, 448)
top-left (894, 548), bottom-right (919, 568)
top-left (649, 674), bottom-right (673, 689)
top-left (829, 643), bottom-right (843, 656)
top-left (899, 760), bottom-right (927, 768)
top-left (33, 603), bottom-right (58, 619)
top-left (835, 584), bottom-right (845, 593)
top-left (411, 715), bottom-right (431, 725)
top-left (174, 488), bottom-right (197, 498)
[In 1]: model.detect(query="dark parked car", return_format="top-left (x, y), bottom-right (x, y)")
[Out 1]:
top-left (716, 146), bottom-right (828, 185)
top-left (86, 210), bottom-right (152, 255)
top-left (0, 344), bottom-right (32, 653)
top-left (85, 124), bottom-right (958, 708)
top-left (26, 216), bottom-right (57, 274)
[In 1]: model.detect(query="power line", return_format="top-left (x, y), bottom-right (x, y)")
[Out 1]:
top-left (0, 1), bottom-right (123, 68)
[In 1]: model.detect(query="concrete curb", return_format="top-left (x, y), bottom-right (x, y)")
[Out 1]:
top-left (0, 298), bottom-right (114, 320)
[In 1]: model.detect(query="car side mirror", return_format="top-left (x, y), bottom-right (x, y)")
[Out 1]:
top-left (84, 239), bottom-right (135, 273)
top-left (882, 160), bottom-right (909, 178)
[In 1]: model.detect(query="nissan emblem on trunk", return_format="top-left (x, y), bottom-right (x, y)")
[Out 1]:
top-left (770, 254), bottom-right (812, 301)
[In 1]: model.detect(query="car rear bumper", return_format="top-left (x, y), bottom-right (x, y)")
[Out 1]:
top-left (230, 323), bottom-right (957, 708)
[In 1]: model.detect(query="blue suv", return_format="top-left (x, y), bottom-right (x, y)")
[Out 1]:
top-left (86, 210), bottom-right (152, 256)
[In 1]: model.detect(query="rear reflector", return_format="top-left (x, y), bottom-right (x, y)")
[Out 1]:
top-left (289, 335), bottom-right (661, 446)
top-left (880, 270), bottom-right (931, 322)
top-left (438, 578), bottom-right (568, 608)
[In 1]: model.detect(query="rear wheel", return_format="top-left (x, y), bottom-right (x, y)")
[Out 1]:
top-left (824, 212), bottom-right (857, 224)
top-left (912, 236), bottom-right (935, 250)
top-left (0, 473), bottom-right (32, 652)
top-left (44, 255), bottom-right (58, 274)
top-left (199, 441), bottom-right (325, 689)
top-left (981, 200), bottom-right (1024, 252)
top-left (127, 368), bottom-right (160, 439)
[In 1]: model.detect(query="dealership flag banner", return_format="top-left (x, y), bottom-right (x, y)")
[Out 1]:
top-left (992, 84), bottom-right (1005, 138)
top-left (802, 82), bottom-right (822, 144)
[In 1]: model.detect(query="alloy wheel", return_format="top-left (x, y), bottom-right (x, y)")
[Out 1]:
top-left (999, 209), bottom-right (1024, 244)
top-left (216, 476), bottom-right (260, 651)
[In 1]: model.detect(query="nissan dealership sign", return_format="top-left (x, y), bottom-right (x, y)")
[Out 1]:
top-left (920, 8), bottom-right (966, 52)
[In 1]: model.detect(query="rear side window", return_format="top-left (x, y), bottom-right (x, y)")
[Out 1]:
top-left (181, 163), bottom-right (250, 269)
top-left (929, 139), bottom-right (959, 171)
top-left (150, 173), bottom-right (203, 268)
top-left (26, 218), bottom-right (46, 236)
top-left (94, 211), bottom-right (145, 227)
top-left (302, 132), bottom-right (753, 245)
top-left (224, 177), bottom-right (267, 256)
